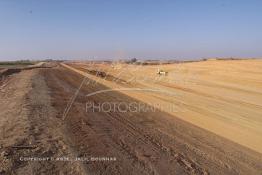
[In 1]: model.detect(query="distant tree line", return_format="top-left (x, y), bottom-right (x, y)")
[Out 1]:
top-left (0, 60), bottom-right (34, 65)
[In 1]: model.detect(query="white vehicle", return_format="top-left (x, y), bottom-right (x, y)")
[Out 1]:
top-left (157, 68), bottom-right (168, 75)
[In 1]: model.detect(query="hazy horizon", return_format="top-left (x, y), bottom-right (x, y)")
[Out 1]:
top-left (1, 0), bottom-right (262, 60)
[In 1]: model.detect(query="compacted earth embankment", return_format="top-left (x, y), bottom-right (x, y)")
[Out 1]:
top-left (0, 63), bottom-right (262, 174)
top-left (0, 65), bottom-right (84, 174)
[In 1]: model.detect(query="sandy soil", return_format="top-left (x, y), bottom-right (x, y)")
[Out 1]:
top-left (66, 59), bottom-right (262, 154)
top-left (1, 60), bottom-right (262, 174)
top-left (49, 64), bottom-right (262, 174)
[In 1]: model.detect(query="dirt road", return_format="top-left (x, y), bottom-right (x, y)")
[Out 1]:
top-left (1, 62), bottom-right (262, 174)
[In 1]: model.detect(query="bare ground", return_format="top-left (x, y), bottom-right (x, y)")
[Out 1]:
top-left (0, 69), bottom-right (84, 174)
top-left (0, 64), bottom-right (262, 174)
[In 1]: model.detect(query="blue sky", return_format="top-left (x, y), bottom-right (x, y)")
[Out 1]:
top-left (0, 0), bottom-right (262, 60)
